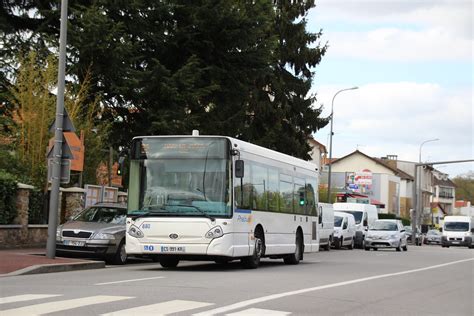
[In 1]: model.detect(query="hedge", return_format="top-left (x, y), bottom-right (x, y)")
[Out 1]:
top-left (0, 170), bottom-right (18, 224)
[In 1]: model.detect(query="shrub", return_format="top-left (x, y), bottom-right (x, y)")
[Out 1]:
top-left (0, 170), bottom-right (18, 224)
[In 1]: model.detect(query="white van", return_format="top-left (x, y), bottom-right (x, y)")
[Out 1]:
top-left (441, 216), bottom-right (474, 248)
top-left (317, 203), bottom-right (334, 251)
top-left (333, 203), bottom-right (378, 248)
top-left (332, 211), bottom-right (356, 249)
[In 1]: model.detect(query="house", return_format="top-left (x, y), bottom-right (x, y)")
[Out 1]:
top-left (430, 170), bottom-right (456, 224)
top-left (321, 150), bottom-right (414, 215)
top-left (307, 138), bottom-right (327, 175)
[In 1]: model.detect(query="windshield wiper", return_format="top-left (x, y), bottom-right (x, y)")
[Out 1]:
top-left (128, 210), bottom-right (167, 220)
top-left (165, 204), bottom-right (215, 221)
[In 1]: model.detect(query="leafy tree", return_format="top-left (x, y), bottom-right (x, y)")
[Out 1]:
top-left (453, 175), bottom-right (474, 203)
top-left (1, 0), bottom-right (328, 164)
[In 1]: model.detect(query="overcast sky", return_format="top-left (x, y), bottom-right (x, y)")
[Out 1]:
top-left (307, 0), bottom-right (473, 178)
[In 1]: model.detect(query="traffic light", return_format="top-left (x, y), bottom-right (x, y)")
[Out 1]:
top-left (299, 191), bottom-right (305, 206)
top-left (117, 156), bottom-right (125, 176)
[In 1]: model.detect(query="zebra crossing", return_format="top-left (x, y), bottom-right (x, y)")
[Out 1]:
top-left (0, 294), bottom-right (291, 316)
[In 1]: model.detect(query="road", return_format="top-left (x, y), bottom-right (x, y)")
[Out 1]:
top-left (1, 246), bottom-right (473, 316)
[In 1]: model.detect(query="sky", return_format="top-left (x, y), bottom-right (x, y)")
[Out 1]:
top-left (306, 0), bottom-right (473, 178)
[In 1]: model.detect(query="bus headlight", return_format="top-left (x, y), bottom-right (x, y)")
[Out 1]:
top-left (128, 225), bottom-right (144, 238)
top-left (205, 226), bottom-right (223, 239)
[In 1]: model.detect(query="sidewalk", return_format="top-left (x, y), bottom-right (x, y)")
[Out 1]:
top-left (0, 248), bottom-right (105, 277)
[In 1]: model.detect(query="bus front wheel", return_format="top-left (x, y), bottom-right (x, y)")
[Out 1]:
top-left (284, 231), bottom-right (303, 265)
top-left (242, 237), bottom-right (263, 269)
top-left (160, 257), bottom-right (179, 268)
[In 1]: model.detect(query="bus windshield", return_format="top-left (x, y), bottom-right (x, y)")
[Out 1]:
top-left (128, 137), bottom-right (231, 218)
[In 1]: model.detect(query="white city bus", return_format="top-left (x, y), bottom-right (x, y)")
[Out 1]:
top-left (125, 133), bottom-right (320, 269)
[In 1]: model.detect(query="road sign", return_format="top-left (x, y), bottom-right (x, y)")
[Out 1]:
top-left (46, 139), bottom-right (74, 159)
top-left (49, 107), bottom-right (76, 133)
top-left (47, 159), bottom-right (70, 184)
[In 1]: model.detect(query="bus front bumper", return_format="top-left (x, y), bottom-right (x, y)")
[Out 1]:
top-left (126, 233), bottom-right (237, 257)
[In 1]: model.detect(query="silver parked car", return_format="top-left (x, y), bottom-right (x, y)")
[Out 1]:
top-left (56, 203), bottom-right (128, 264)
top-left (364, 219), bottom-right (408, 251)
top-left (424, 229), bottom-right (442, 245)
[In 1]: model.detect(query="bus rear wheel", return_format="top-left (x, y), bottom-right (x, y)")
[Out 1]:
top-left (284, 231), bottom-right (303, 265)
top-left (160, 257), bottom-right (179, 268)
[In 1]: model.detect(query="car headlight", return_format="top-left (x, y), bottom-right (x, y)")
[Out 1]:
top-left (128, 225), bottom-right (144, 238)
top-left (56, 228), bottom-right (61, 241)
top-left (390, 234), bottom-right (398, 239)
top-left (334, 230), bottom-right (341, 237)
top-left (205, 226), bottom-right (224, 239)
top-left (93, 232), bottom-right (115, 240)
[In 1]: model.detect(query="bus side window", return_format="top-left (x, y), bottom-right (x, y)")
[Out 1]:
top-left (305, 179), bottom-right (316, 216)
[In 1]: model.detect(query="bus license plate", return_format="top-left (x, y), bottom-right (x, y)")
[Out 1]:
top-left (64, 240), bottom-right (85, 247)
top-left (161, 246), bottom-right (186, 253)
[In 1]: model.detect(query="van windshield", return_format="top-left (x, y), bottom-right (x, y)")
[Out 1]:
top-left (444, 222), bottom-right (469, 232)
top-left (340, 211), bottom-right (362, 224)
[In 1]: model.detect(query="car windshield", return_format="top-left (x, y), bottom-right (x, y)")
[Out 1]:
top-left (74, 206), bottom-right (127, 224)
top-left (334, 216), bottom-right (343, 227)
top-left (444, 222), bottom-right (469, 232)
top-left (340, 211), bottom-right (362, 224)
top-left (370, 221), bottom-right (398, 231)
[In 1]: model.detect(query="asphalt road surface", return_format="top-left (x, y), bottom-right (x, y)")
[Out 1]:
top-left (1, 245), bottom-right (473, 316)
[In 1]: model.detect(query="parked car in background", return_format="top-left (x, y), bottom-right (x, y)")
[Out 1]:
top-left (333, 203), bottom-right (378, 248)
top-left (365, 219), bottom-right (408, 251)
top-left (332, 211), bottom-right (356, 249)
top-left (317, 203), bottom-right (334, 251)
top-left (56, 203), bottom-right (128, 264)
top-left (441, 216), bottom-right (474, 248)
top-left (424, 229), bottom-right (442, 245)
top-left (404, 226), bottom-right (422, 246)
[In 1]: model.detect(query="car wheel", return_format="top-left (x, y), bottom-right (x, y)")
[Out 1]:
top-left (403, 244), bottom-right (408, 251)
top-left (365, 247), bottom-right (370, 251)
top-left (348, 238), bottom-right (354, 250)
top-left (373, 247), bottom-right (378, 251)
top-left (108, 239), bottom-right (127, 265)
top-left (396, 240), bottom-right (402, 252)
top-left (334, 237), bottom-right (342, 250)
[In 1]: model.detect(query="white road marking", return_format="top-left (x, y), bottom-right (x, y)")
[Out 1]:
top-left (95, 276), bottom-right (165, 285)
top-left (0, 294), bottom-right (61, 305)
top-left (227, 308), bottom-right (291, 315)
top-left (0, 295), bottom-right (132, 316)
top-left (102, 299), bottom-right (214, 316)
top-left (194, 258), bottom-right (474, 316)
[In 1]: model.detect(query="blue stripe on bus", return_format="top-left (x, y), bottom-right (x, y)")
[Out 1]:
top-left (235, 209), bottom-right (252, 214)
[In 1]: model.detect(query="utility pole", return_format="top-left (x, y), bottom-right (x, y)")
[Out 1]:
top-left (46, 0), bottom-right (69, 259)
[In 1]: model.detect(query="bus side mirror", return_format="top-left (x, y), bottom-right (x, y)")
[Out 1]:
top-left (235, 160), bottom-right (244, 178)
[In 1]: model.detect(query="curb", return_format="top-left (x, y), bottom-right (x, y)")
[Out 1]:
top-left (0, 261), bottom-right (106, 277)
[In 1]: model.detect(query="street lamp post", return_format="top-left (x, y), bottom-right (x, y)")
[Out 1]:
top-left (412, 138), bottom-right (439, 245)
top-left (327, 86), bottom-right (359, 202)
